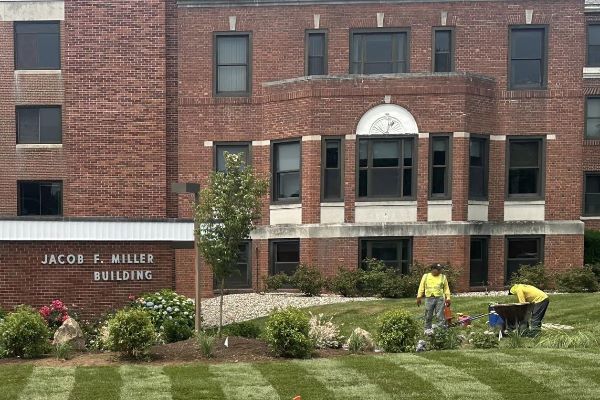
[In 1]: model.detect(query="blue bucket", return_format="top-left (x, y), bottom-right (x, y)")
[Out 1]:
top-left (488, 306), bottom-right (504, 328)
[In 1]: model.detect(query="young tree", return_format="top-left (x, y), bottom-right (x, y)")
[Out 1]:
top-left (195, 152), bottom-right (268, 335)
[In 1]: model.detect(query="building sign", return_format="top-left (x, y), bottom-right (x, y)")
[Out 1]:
top-left (41, 253), bottom-right (155, 282)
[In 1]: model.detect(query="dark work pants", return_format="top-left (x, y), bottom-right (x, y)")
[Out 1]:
top-left (531, 299), bottom-right (549, 330)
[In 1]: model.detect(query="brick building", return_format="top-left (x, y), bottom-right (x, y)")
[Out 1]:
top-left (0, 0), bottom-right (598, 315)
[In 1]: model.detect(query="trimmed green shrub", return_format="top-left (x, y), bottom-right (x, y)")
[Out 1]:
top-left (588, 264), bottom-right (600, 282)
top-left (427, 326), bottom-right (461, 350)
top-left (291, 264), bottom-right (325, 296)
top-left (329, 267), bottom-right (363, 297)
top-left (107, 309), bottom-right (155, 359)
top-left (0, 306), bottom-right (50, 358)
top-left (264, 307), bottom-right (314, 358)
top-left (162, 318), bottom-right (194, 343)
top-left (264, 273), bottom-right (291, 292)
top-left (555, 266), bottom-right (599, 293)
top-left (223, 321), bottom-right (262, 339)
top-left (584, 230), bottom-right (600, 265)
top-left (509, 264), bottom-right (552, 290)
top-left (469, 330), bottom-right (499, 349)
top-left (376, 309), bottom-right (419, 353)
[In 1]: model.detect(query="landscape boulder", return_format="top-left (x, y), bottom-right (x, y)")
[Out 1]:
top-left (53, 317), bottom-right (86, 351)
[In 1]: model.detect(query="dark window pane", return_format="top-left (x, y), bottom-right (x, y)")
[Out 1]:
top-left (509, 169), bottom-right (538, 194)
top-left (403, 142), bottom-right (413, 166)
top-left (434, 30), bottom-right (452, 72)
top-left (308, 57), bottom-right (325, 75)
top-left (373, 142), bottom-right (399, 167)
top-left (403, 168), bottom-right (412, 197)
top-left (469, 167), bottom-right (484, 198)
top-left (273, 241), bottom-right (300, 276)
top-left (17, 108), bottom-right (39, 143)
top-left (586, 118), bottom-right (600, 139)
top-left (432, 167), bottom-right (446, 194)
top-left (587, 175), bottom-right (600, 193)
top-left (308, 34), bottom-right (324, 56)
top-left (589, 46), bottom-right (600, 66)
top-left (371, 242), bottom-right (398, 263)
top-left (18, 181), bottom-right (62, 216)
top-left (324, 170), bottom-right (341, 199)
top-left (37, 34), bottom-right (60, 69)
top-left (39, 108), bottom-right (61, 143)
top-left (40, 183), bottom-right (61, 215)
top-left (365, 34), bottom-right (392, 62)
top-left (351, 32), bottom-right (407, 75)
top-left (511, 30), bottom-right (543, 59)
top-left (216, 35), bottom-right (249, 94)
top-left (371, 169), bottom-right (399, 197)
top-left (432, 138), bottom-right (448, 165)
top-left (589, 25), bottom-right (600, 46)
top-left (510, 141), bottom-right (539, 168)
top-left (217, 65), bottom-right (247, 93)
top-left (216, 145), bottom-right (248, 171)
top-left (434, 54), bottom-right (451, 73)
top-left (15, 22), bottom-right (60, 70)
top-left (277, 172), bottom-right (300, 199)
top-left (217, 36), bottom-right (247, 64)
top-left (361, 239), bottom-right (411, 272)
top-left (435, 31), bottom-right (451, 53)
top-left (469, 139), bottom-right (483, 167)
top-left (359, 170), bottom-right (368, 197)
top-left (587, 98), bottom-right (600, 138)
top-left (511, 60), bottom-right (542, 86)
top-left (359, 141), bottom-right (368, 168)
top-left (470, 240), bottom-right (483, 259)
top-left (276, 142), bottom-right (300, 172)
top-left (364, 63), bottom-right (394, 74)
top-left (19, 182), bottom-right (39, 216)
top-left (508, 239), bottom-right (539, 259)
top-left (325, 141), bottom-right (339, 168)
top-left (585, 175), bottom-right (600, 215)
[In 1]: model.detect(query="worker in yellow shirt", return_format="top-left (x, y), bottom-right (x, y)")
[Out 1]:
top-left (416, 264), bottom-right (451, 330)
top-left (509, 283), bottom-right (549, 332)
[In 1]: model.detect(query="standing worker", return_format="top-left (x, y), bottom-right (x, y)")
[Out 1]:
top-left (416, 263), bottom-right (451, 330)
top-left (509, 283), bottom-right (549, 333)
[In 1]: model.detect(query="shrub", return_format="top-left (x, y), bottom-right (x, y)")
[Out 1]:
top-left (0, 306), bottom-right (50, 358)
top-left (107, 309), bottom-right (155, 359)
top-left (308, 313), bottom-right (343, 349)
top-left (264, 273), bottom-right (291, 292)
top-left (80, 314), bottom-right (113, 351)
top-left (555, 266), bottom-right (599, 293)
top-left (196, 332), bottom-right (215, 358)
top-left (0, 308), bottom-right (6, 322)
top-left (347, 328), bottom-right (374, 353)
top-left (509, 264), bottom-right (552, 290)
top-left (54, 343), bottom-right (74, 360)
top-left (589, 264), bottom-right (600, 282)
top-left (291, 265), bottom-right (325, 296)
top-left (264, 307), bottom-right (314, 358)
top-left (358, 259), bottom-right (388, 296)
top-left (162, 318), bottom-right (194, 343)
top-left (584, 230), bottom-right (600, 265)
top-left (132, 289), bottom-right (195, 343)
top-left (376, 309), bottom-right (419, 353)
top-left (426, 326), bottom-right (461, 350)
top-left (223, 321), bottom-right (262, 339)
top-left (469, 330), bottom-right (499, 349)
top-left (39, 299), bottom-right (69, 332)
top-left (329, 267), bottom-right (363, 297)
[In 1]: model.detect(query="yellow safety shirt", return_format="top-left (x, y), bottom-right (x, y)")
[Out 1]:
top-left (510, 284), bottom-right (548, 304)
top-left (417, 273), bottom-right (451, 299)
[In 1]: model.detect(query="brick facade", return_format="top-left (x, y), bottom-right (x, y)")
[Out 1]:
top-left (0, 0), bottom-right (596, 316)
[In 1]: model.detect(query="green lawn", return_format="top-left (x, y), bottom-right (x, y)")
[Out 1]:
top-left (2, 293), bottom-right (600, 400)
top-left (2, 349), bottom-right (600, 399)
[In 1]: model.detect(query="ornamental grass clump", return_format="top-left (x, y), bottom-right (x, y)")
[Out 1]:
top-left (376, 309), bottom-right (419, 353)
top-left (107, 308), bottom-right (155, 359)
top-left (265, 307), bottom-right (314, 358)
top-left (0, 306), bottom-right (50, 359)
top-left (535, 328), bottom-right (600, 349)
top-left (308, 312), bottom-right (343, 349)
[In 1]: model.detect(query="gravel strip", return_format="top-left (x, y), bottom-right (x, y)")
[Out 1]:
top-left (200, 293), bottom-right (376, 327)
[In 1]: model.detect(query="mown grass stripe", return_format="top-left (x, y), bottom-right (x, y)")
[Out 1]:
top-left (0, 365), bottom-right (33, 400)
top-left (18, 367), bottom-right (76, 400)
top-left (340, 355), bottom-right (443, 400)
top-left (465, 350), bottom-right (600, 400)
top-left (255, 360), bottom-right (335, 400)
top-left (423, 351), bottom-right (557, 400)
top-left (119, 366), bottom-right (171, 400)
top-left (384, 353), bottom-right (503, 400)
top-left (294, 358), bottom-right (390, 400)
top-left (165, 364), bottom-right (226, 400)
top-left (69, 367), bottom-right (122, 400)
top-left (209, 363), bottom-right (279, 400)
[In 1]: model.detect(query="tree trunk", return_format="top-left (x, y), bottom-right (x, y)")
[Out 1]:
top-left (218, 277), bottom-right (225, 337)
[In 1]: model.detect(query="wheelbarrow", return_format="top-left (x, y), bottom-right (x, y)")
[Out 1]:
top-left (490, 302), bottom-right (535, 332)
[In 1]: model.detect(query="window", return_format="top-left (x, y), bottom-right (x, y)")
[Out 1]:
top-left (509, 27), bottom-right (546, 90)
top-left (16, 106), bottom-right (61, 144)
top-left (271, 240), bottom-right (300, 276)
top-left (18, 181), bottom-right (62, 216)
top-left (306, 31), bottom-right (327, 75)
top-left (350, 30), bottom-right (408, 74)
top-left (214, 34), bottom-right (250, 96)
top-left (273, 141), bottom-right (301, 202)
top-left (470, 237), bottom-right (489, 286)
top-left (322, 138), bottom-right (342, 201)
top-left (584, 173), bottom-right (600, 216)
top-left (215, 143), bottom-right (250, 171)
top-left (429, 136), bottom-right (451, 198)
top-left (214, 242), bottom-right (251, 289)
top-left (358, 137), bottom-right (415, 200)
top-left (360, 238), bottom-right (412, 274)
top-left (14, 22), bottom-right (60, 70)
top-left (507, 138), bottom-right (544, 198)
top-left (587, 24), bottom-right (600, 67)
top-left (506, 237), bottom-right (543, 283)
top-left (586, 97), bottom-right (600, 139)
top-left (433, 28), bottom-right (453, 72)
top-left (469, 137), bottom-right (489, 200)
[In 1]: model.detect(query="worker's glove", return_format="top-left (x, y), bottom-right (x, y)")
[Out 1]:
top-left (416, 297), bottom-right (422, 307)
top-left (445, 300), bottom-right (451, 307)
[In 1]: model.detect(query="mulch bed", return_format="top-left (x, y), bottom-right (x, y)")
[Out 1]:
top-left (0, 337), bottom-right (347, 367)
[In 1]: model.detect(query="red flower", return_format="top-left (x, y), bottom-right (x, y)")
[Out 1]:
top-left (39, 306), bottom-right (51, 318)
top-left (128, 295), bottom-right (136, 301)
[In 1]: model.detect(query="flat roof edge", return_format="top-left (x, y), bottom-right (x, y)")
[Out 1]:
top-left (178, 0), bottom-right (517, 7)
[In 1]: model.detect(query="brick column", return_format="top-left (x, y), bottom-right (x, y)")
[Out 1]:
top-left (452, 134), bottom-right (469, 221)
top-left (488, 137), bottom-right (506, 222)
top-left (302, 138), bottom-right (321, 224)
top-left (417, 135), bottom-right (429, 221)
top-left (344, 137), bottom-right (356, 223)
top-left (252, 143), bottom-right (271, 226)
top-left (252, 239), bottom-right (269, 292)
top-left (488, 236), bottom-right (505, 289)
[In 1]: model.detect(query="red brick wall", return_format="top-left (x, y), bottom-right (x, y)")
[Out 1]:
top-left (0, 242), bottom-right (175, 317)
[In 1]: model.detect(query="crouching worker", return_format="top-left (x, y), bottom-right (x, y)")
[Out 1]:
top-left (416, 263), bottom-right (451, 330)
top-left (509, 284), bottom-right (549, 333)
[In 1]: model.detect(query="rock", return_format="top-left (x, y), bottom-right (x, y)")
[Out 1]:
top-left (53, 317), bottom-right (86, 351)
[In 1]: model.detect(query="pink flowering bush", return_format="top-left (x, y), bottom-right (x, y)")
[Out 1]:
top-left (39, 299), bottom-right (69, 331)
